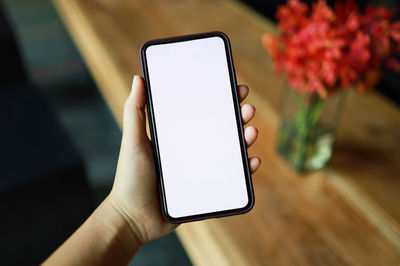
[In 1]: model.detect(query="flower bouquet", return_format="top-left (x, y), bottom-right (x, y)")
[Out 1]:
top-left (262, 0), bottom-right (400, 172)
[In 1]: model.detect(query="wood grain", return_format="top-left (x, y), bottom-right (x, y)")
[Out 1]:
top-left (52, 0), bottom-right (400, 265)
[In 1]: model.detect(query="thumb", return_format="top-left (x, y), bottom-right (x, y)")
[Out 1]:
top-left (122, 75), bottom-right (148, 146)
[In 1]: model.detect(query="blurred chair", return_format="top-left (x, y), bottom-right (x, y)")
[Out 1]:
top-left (0, 4), bottom-right (94, 265)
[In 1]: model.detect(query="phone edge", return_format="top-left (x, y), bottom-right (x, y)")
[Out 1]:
top-left (139, 31), bottom-right (255, 224)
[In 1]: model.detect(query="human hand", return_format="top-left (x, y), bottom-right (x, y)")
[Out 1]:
top-left (107, 75), bottom-right (261, 246)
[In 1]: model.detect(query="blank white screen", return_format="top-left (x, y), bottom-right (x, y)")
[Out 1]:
top-left (146, 36), bottom-right (249, 218)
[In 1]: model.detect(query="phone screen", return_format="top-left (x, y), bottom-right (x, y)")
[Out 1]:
top-left (143, 34), bottom-right (252, 220)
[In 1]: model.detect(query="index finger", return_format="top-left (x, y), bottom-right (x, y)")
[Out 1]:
top-left (238, 85), bottom-right (249, 103)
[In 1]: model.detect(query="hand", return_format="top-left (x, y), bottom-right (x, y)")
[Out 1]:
top-left (107, 75), bottom-right (261, 246)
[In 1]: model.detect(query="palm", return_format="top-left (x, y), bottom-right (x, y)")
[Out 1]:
top-left (112, 138), bottom-right (177, 243)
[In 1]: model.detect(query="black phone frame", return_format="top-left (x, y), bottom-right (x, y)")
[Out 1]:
top-left (140, 31), bottom-right (254, 223)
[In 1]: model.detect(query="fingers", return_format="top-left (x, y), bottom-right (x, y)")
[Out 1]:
top-left (238, 84), bottom-right (260, 172)
top-left (244, 126), bottom-right (258, 147)
top-left (238, 85), bottom-right (255, 125)
top-left (238, 85), bottom-right (249, 103)
top-left (241, 104), bottom-right (255, 124)
top-left (126, 75), bottom-right (146, 110)
top-left (122, 75), bottom-right (148, 146)
top-left (122, 78), bottom-right (260, 172)
top-left (249, 157), bottom-right (261, 173)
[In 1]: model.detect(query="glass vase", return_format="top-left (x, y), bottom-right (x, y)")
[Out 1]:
top-left (277, 86), bottom-right (345, 172)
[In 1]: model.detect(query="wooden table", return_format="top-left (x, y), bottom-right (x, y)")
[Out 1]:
top-left (52, 0), bottom-right (400, 265)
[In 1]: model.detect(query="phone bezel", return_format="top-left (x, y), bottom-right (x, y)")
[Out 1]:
top-left (140, 31), bottom-right (254, 223)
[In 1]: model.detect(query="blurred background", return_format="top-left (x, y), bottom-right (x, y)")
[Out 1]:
top-left (1, 0), bottom-right (190, 265)
top-left (0, 0), bottom-right (399, 265)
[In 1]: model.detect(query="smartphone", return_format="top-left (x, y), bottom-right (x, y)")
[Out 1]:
top-left (140, 32), bottom-right (254, 223)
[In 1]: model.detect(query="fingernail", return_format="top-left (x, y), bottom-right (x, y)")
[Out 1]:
top-left (132, 75), bottom-right (139, 92)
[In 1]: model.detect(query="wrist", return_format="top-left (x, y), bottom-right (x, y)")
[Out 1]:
top-left (98, 196), bottom-right (144, 259)
top-left (44, 195), bottom-right (143, 265)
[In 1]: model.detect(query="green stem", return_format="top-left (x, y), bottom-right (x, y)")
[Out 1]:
top-left (294, 93), bottom-right (324, 170)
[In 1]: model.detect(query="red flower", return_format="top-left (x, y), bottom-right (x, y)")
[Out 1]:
top-left (349, 31), bottom-right (370, 70)
top-left (335, 0), bottom-right (359, 23)
top-left (277, 0), bottom-right (309, 32)
top-left (390, 21), bottom-right (400, 42)
top-left (262, 0), bottom-right (400, 97)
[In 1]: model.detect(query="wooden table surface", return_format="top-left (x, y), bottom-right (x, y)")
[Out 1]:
top-left (52, 0), bottom-right (400, 265)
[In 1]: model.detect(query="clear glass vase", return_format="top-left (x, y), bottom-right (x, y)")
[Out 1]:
top-left (277, 86), bottom-right (345, 172)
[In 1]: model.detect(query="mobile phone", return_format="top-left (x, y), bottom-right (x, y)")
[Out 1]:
top-left (140, 31), bottom-right (254, 223)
